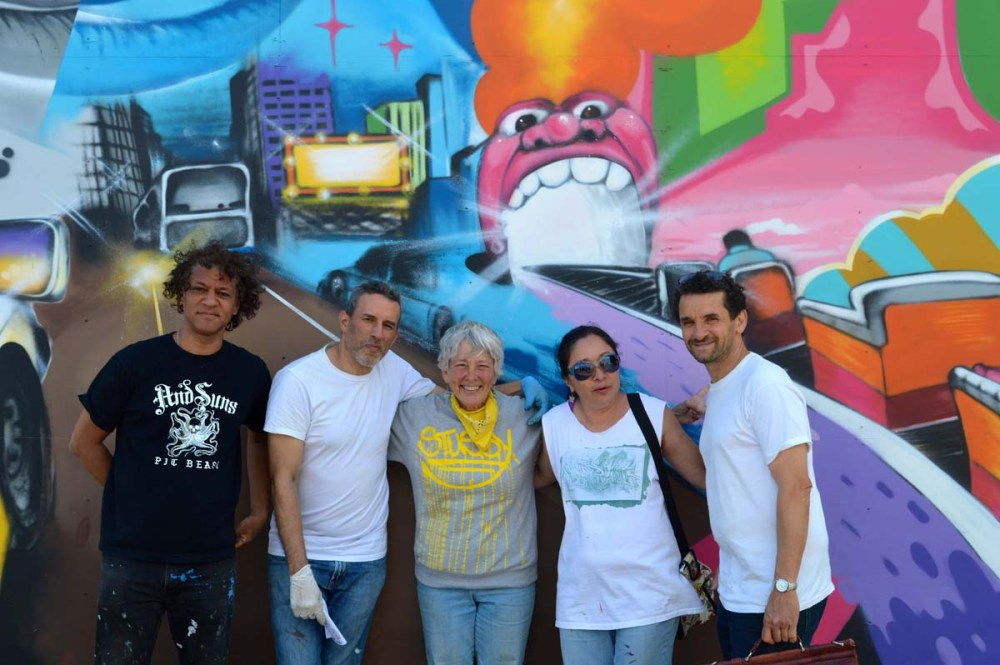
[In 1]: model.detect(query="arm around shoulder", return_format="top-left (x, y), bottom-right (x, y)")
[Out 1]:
top-left (660, 405), bottom-right (706, 490)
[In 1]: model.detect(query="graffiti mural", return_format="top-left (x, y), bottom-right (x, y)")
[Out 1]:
top-left (0, 0), bottom-right (998, 662)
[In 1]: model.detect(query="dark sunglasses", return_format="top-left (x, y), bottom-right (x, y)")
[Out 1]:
top-left (568, 352), bottom-right (621, 381)
top-left (679, 269), bottom-right (728, 286)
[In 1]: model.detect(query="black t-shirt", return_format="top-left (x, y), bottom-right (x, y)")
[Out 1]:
top-left (80, 334), bottom-right (271, 564)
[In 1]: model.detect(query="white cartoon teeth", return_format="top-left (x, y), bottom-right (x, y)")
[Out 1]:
top-left (509, 188), bottom-right (525, 209)
top-left (507, 158), bottom-right (635, 208)
top-left (606, 162), bottom-right (632, 192)
top-left (570, 157), bottom-right (609, 184)
top-left (519, 170), bottom-right (541, 197)
top-left (538, 160), bottom-right (570, 188)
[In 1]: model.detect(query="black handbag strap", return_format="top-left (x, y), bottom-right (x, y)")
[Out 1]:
top-left (627, 392), bottom-right (691, 555)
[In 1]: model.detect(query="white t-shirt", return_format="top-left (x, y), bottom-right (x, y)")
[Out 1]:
top-left (541, 393), bottom-right (704, 630)
top-left (265, 346), bottom-right (435, 561)
top-left (700, 352), bottom-right (834, 613)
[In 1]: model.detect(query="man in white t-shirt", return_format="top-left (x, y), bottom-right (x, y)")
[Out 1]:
top-left (266, 281), bottom-right (546, 665)
top-left (675, 270), bottom-right (833, 660)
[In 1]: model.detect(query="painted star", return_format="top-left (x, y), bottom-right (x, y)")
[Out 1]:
top-left (379, 29), bottom-right (412, 71)
top-left (315, 0), bottom-right (352, 66)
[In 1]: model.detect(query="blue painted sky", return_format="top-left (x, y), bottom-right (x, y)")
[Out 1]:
top-left (42, 0), bottom-right (482, 150)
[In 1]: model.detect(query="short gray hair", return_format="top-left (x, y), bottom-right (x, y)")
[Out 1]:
top-left (345, 281), bottom-right (401, 315)
top-left (437, 321), bottom-right (504, 375)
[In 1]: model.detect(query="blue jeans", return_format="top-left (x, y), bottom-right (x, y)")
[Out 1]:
top-left (268, 554), bottom-right (387, 665)
top-left (95, 555), bottom-right (235, 665)
top-left (717, 597), bottom-right (828, 660)
top-left (559, 617), bottom-right (680, 665)
top-left (416, 581), bottom-right (535, 665)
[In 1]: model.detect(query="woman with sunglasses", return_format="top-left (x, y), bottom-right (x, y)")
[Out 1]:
top-left (535, 325), bottom-right (707, 665)
top-left (388, 321), bottom-right (542, 665)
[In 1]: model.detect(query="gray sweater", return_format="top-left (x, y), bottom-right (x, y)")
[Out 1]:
top-left (389, 392), bottom-right (541, 589)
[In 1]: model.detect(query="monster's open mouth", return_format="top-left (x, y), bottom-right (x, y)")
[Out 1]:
top-left (500, 157), bottom-right (648, 271)
top-left (506, 157), bottom-right (636, 209)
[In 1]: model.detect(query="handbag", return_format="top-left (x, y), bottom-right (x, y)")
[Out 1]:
top-left (627, 392), bottom-right (717, 637)
top-left (704, 639), bottom-right (858, 664)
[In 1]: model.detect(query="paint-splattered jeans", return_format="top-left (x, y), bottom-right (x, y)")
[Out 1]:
top-left (95, 555), bottom-right (235, 665)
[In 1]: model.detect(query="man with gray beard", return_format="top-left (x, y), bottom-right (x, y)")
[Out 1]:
top-left (266, 281), bottom-right (548, 665)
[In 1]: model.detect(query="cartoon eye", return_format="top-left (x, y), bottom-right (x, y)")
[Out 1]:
top-left (571, 99), bottom-right (611, 120)
top-left (498, 108), bottom-right (550, 136)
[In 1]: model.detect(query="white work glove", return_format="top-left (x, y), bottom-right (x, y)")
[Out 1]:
top-left (290, 564), bottom-right (325, 624)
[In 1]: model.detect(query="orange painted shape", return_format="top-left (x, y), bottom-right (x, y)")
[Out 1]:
top-left (893, 203), bottom-right (1000, 272)
top-left (802, 317), bottom-right (885, 393)
top-left (737, 266), bottom-right (795, 320)
top-left (470, 0), bottom-right (762, 129)
top-left (882, 298), bottom-right (1000, 394)
top-left (954, 390), bottom-right (1000, 479)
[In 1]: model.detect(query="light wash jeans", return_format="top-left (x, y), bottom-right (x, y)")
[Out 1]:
top-left (559, 617), bottom-right (680, 665)
top-left (417, 581), bottom-right (536, 665)
top-left (268, 554), bottom-right (386, 665)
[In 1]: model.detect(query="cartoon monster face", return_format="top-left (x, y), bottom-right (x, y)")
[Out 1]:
top-left (477, 91), bottom-right (659, 276)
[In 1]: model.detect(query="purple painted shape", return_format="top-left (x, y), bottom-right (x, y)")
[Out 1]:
top-left (0, 222), bottom-right (53, 256)
top-left (525, 277), bottom-right (1000, 665)
top-left (810, 411), bottom-right (1000, 665)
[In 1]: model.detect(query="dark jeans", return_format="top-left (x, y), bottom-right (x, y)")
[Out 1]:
top-left (717, 597), bottom-right (827, 660)
top-left (95, 555), bottom-right (236, 665)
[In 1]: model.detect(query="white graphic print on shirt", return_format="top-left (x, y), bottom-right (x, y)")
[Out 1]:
top-left (561, 445), bottom-right (650, 507)
top-left (151, 379), bottom-right (239, 467)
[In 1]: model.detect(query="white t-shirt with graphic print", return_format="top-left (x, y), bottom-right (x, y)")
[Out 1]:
top-left (265, 346), bottom-right (435, 561)
top-left (541, 393), bottom-right (703, 630)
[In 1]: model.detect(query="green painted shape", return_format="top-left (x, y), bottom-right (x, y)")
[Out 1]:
top-left (695, 0), bottom-right (788, 135)
top-left (957, 0), bottom-right (1000, 121)
top-left (651, 0), bottom-right (841, 183)
top-left (365, 104), bottom-right (389, 134)
top-left (784, 0), bottom-right (840, 34)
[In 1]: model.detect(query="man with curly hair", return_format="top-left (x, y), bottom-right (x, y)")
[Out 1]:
top-left (70, 242), bottom-right (272, 664)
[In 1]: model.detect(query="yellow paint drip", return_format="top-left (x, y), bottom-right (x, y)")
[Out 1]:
top-left (417, 426), bottom-right (522, 575)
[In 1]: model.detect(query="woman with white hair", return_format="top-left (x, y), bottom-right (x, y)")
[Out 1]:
top-left (389, 320), bottom-right (542, 665)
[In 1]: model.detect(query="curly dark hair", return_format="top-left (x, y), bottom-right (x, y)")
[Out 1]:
top-left (162, 242), bottom-right (263, 331)
top-left (672, 269), bottom-right (747, 320)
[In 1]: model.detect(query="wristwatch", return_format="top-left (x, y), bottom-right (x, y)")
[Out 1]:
top-left (775, 578), bottom-right (798, 593)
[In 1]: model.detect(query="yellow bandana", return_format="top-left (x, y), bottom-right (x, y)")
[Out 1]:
top-left (451, 392), bottom-right (499, 451)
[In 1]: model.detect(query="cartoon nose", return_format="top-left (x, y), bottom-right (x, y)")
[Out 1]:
top-left (520, 112), bottom-right (580, 150)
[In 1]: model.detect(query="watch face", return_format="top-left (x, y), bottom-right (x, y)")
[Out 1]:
top-left (776, 579), bottom-right (789, 592)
